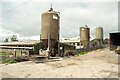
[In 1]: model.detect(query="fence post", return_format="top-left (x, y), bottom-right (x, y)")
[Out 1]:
top-left (21, 50), bottom-right (22, 56)
top-left (14, 49), bottom-right (16, 58)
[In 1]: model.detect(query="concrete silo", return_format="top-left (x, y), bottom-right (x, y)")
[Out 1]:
top-left (96, 27), bottom-right (103, 40)
top-left (41, 7), bottom-right (60, 50)
top-left (80, 25), bottom-right (90, 47)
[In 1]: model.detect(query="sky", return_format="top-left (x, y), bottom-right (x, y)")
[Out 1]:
top-left (0, 0), bottom-right (119, 42)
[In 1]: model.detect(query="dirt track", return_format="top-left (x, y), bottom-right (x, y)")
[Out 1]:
top-left (0, 47), bottom-right (119, 78)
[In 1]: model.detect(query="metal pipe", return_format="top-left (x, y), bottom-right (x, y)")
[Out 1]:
top-left (58, 39), bottom-right (60, 56)
top-left (48, 32), bottom-right (51, 51)
top-left (39, 34), bottom-right (41, 55)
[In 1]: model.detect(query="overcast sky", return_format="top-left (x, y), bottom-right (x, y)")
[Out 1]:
top-left (0, 0), bottom-right (119, 42)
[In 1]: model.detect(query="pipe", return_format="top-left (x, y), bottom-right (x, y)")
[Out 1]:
top-left (47, 32), bottom-right (51, 58)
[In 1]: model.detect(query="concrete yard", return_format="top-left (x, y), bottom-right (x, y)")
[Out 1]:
top-left (0, 47), bottom-right (119, 78)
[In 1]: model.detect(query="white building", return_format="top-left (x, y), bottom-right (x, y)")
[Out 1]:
top-left (60, 38), bottom-right (80, 49)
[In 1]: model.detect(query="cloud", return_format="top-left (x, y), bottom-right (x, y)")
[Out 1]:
top-left (1, 0), bottom-right (119, 2)
top-left (0, 1), bottom-right (118, 42)
top-left (60, 2), bottom-right (118, 38)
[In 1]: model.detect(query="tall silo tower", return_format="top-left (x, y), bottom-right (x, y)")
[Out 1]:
top-left (80, 25), bottom-right (90, 47)
top-left (96, 27), bottom-right (103, 41)
top-left (41, 7), bottom-right (60, 50)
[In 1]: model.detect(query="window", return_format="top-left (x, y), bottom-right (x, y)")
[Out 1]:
top-left (53, 15), bottom-right (58, 20)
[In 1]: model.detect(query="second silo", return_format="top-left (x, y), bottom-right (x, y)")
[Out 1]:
top-left (41, 7), bottom-right (60, 50)
top-left (96, 27), bottom-right (103, 40)
top-left (80, 25), bottom-right (90, 47)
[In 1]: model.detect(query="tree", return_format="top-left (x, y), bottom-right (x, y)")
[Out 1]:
top-left (4, 38), bottom-right (9, 42)
top-left (11, 35), bottom-right (18, 42)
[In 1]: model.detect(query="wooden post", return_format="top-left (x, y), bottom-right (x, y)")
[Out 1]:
top-left (21, 50), bottom-right (22, 56)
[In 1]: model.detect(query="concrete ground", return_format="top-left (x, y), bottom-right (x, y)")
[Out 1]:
top-left (0, 47), bottom-right (119, 78)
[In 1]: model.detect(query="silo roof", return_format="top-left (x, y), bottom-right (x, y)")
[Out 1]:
top-left (42, 8), bottom-right (60, 14)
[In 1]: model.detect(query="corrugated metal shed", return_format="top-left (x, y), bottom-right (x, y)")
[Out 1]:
top-left (0, 40), bottom-right (40, 55)
top-left (109, 32), bottom-right (120, 50)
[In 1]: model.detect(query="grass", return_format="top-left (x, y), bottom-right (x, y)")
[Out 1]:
top-left (79, 51), bottom-right (89, 55)
top-left (0, 52), bottom-right (17, 64)
top-left (0, 52), bottom-right (13, 56)
top-left (2, 59), bottom-right (17, 64)
top-left (1, 52), bottom-right (29, 64)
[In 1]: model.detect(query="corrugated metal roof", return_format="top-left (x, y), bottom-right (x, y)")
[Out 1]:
top-left (60, 39), bottom-right (80, 43)
top-left (0, 46), bottom-right (33, 49)
top-left (0, 40), bottom-right (40, 46)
